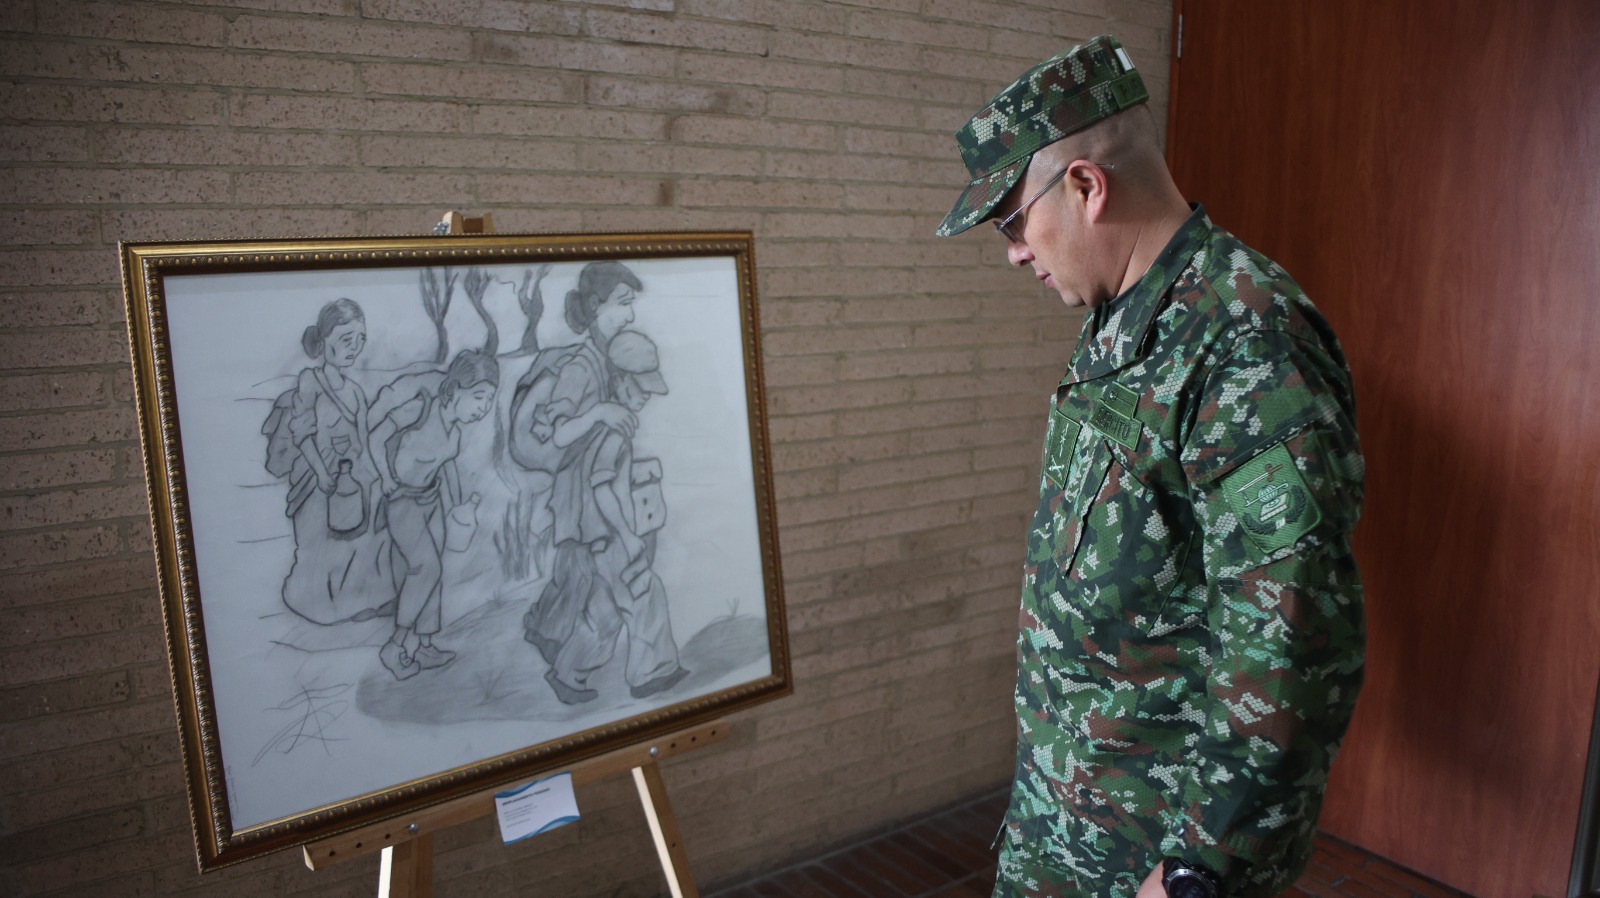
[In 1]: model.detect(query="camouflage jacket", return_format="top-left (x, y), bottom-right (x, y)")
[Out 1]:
top-left (998, 206), bottom-right (1365, 898)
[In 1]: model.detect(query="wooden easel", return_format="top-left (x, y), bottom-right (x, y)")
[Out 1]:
top-left (303, 717), bottom-right (728, 897)
top-left (434, 210), bottom-right (496, 235)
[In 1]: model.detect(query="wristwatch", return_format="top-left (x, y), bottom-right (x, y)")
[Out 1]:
top-left (1162, 857), bottom-right (1221, 898)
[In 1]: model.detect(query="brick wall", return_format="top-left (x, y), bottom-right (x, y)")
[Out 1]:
top-left (0, 2), bottom-right (1171, 895)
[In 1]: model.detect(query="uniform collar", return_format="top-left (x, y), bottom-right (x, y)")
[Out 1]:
top-left (1061, 203), bottom-right (1212, 386)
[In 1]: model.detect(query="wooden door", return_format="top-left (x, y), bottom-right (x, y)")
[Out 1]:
top-left (1165, 4), bottom-right (1600, 898)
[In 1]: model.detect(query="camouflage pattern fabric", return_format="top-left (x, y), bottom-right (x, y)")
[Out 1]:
top-left (937, 35), bottom-right (1149, 238)
top-left (996, 206), bottom-right (1366, 898)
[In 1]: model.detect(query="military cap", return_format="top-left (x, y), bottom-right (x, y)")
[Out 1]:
top-left (936, 34), bottom-right (1149, 237)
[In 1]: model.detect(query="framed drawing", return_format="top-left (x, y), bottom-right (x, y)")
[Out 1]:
top-left (119, 231), bottom-right (789, 870)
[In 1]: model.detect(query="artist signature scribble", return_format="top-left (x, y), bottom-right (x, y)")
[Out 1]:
top-left (252, 682), bottom-right (352, 766)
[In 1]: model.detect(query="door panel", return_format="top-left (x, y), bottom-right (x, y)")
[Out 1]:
top-left (1166, 4), bottom-right (1600, 898)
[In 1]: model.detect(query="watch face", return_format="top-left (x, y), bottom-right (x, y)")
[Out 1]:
top-left (1166, 871), bottom-right (1217, 898)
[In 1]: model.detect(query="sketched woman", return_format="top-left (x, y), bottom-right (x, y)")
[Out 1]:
top-left (266, 299), bottom-right (395, 625)
top-left (369, 350), bottom-right (499, 680)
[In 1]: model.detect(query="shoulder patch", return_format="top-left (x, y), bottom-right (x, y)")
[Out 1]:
top-left (1221, 442), bottom-right (1321, 553)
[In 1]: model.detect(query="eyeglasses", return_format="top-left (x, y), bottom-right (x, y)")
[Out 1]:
top-left (993, 162), bottom-right (1115, 244)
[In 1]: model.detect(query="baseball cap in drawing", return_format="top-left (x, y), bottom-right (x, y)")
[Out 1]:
top-left (608, 330), bottom-right (668, 395)
top-left (936, 34), bottom-right (1149, 237)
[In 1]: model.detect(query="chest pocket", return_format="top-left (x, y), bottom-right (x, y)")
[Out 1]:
top-left (1044, 422), bottom-right (1116, 576)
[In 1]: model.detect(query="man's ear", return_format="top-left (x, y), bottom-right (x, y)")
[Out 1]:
top-left (1067, 159), bottom-right (1112, 224)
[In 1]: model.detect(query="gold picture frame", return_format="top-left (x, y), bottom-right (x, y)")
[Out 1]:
top-left (119, 231), bottom-right (789, 870)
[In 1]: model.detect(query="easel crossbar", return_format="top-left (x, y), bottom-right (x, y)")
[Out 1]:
top-left (302, 718), bottom-right (728, 871)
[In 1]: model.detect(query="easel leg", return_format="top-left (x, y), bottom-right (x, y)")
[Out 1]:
top-left (632, 761), bottom-right (700, 898)
top-left (377, 833), bottom-right (433, 898)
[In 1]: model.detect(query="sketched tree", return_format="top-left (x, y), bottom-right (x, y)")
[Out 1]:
top-left (462, 266), bottom-right (498, 358)
top-left (516, 264), bottom-right (551, 352)
top-left (419, 267), bottom-right (459, 363)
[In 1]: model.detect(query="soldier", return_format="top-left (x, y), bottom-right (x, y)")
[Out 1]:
top-left (936, 36), bottom-right (1366, 898)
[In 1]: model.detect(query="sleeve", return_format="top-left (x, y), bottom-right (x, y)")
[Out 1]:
top-left (285, 368), bottom-right (321, 447)
top-left (1165, 329), bottom-right (1367, 895)
top-left (536, 353), bottom-right (600, 438)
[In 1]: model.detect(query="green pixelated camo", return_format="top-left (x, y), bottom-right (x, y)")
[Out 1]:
top-left (937, 35), bottom-right (1149, 237)
top-left (994, 207), bottom-right (1365, 898)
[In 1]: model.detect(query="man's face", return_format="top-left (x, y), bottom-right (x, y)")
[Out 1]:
top-left (997, 159), bottom-right (1104, 308)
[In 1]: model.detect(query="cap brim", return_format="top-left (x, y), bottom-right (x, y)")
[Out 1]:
top-left (935, 157), bottom-right (1027, 237)
top-left (635, 369), bottom-right (668, 394)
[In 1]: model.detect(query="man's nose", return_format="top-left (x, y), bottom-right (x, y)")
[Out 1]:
top-left (1006, 239), bottom-right (1034, 267)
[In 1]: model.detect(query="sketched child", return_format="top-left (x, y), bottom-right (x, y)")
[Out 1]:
top-left (369, 350), bottom-right (499, 680)
top-left (543, 330), bottom-right (688, 703)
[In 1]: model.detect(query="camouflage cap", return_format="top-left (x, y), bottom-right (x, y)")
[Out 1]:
top-left (936, 34), bottom-right (1149, 237)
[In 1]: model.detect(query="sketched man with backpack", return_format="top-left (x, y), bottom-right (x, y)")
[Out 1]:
top-left (508, 262), bottom-right (688, 704)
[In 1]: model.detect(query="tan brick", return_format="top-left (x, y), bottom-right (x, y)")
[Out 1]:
top-left (0, 0), bottom-right (35, 31)
top-left (848, 8), bottom-right (989, 50)
top-left (0, 208), bottom-right (98, 247)
top-left (0, 248), bottom-right (121, 289)
top-left (761, 211), bottom-right (919, 240)
top-left (586, 75), bottom-right (764, 115)
top-left (767, 91), bottom-right (922, 129)
top-left (475, 104), bottom-right (670, 141)
top-left (670, 114), bottom-right (835, 150)
top-left (37, 0), bottom-right (228, 45)
top-left (836, 398), bottom-right (980, 437)
top-left (235, 170), bottom-right (474, 206)
top-left (477, 173), bottom-right (670, 208)
top-left (362, 60), bottom-right (583, 102)
top-left (358, 133), bottom-right (577, 171)
top-left (0, 36), bottom-right (87, 79)
top-left (678, 50), bottom-right (846, 92)
top-left (0, 624), bottom-right (166, 689)
top-left (837, 347), bottom-right (977, 381)
top-left (0, 84), bottom-right (223, 126)
top-left (685, 0), bottom-right (844, 31)
top-left (2, 594), bottom-right (158, 649)
top-left (770, 464), bottom-right (838, 500)
top-left (0, 526), bottom-right (121, 570)
top-left (586, 9), bottom-right (767, 55)
top-left (0, 670), bottom-right (130, 722)
top-left (763, 266), bottom-right (905, 299)
top-left (229, 12), bottom-right (473, 60)
top-left (0, 806), bottom-right (145, 867)
top-left (679, 177), bottom-right (845, 210)
top-left (770, 31), bottom-right (922, 71)
top-left (361, 0), bottom-right (584, 34)
top-left (837, 295), bottom-right (980, 323)
top-left (0, 448), bottom-right (120, 491)
top-left (779, 435), bottom-right (913, 479)
top-left (0, 291), bottom-right (108, 328)
top-left (183, 0), bottom-right (349, 12)
top-left (843, 125), bottom-right (950, 159)
top-left (471, 31), bottom-right (677, 76)
top-left (841, 66), bottom-right (988, 107)
top-left (766, 412), bottom-right (833, 448)
top-left (575, 205), bottom-right (760, 232)
top-left (759, 298), bottom-right (842, 328)
top-left (2, 483), bottom-right (149, 531)
top-left (228, 92), bottom-right (466, 132)
top-left (85, 44), bottom-right (355, 92)
top-left (8, 826), bottom-right (192, 893)
top-left (104, 207), bottom-right (366, 242)
top-left (0, 330), bottom-right (129, 370)
top-left (765, 149), bottom-right (924, 184)
top-left (0, 125), bottom-right (91, 163)
top-left (3, 168), bottom-right (231, 207)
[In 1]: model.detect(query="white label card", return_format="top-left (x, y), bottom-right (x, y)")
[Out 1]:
top-left (1115, 47), bottom-right (1135, 71)
top-left (495, 772), bottom-right (580, 844)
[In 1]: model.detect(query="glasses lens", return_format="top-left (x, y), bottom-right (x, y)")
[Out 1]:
top-left (994, 220), bottom-right (1018, 244)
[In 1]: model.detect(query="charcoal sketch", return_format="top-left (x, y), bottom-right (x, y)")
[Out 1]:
top-left (160, 254), bottom-right (773, 830)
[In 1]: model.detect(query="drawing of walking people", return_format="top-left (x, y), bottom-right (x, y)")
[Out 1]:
top-left (368, 350), bottom-right (500, 680)
top-left (263, 299), bottom-right (397, 626)
top-left (510, 262), bottom-right (686, 703)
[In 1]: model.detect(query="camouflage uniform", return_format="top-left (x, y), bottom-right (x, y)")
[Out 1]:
top-left (936, 37), bottom-right (1366, 898)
